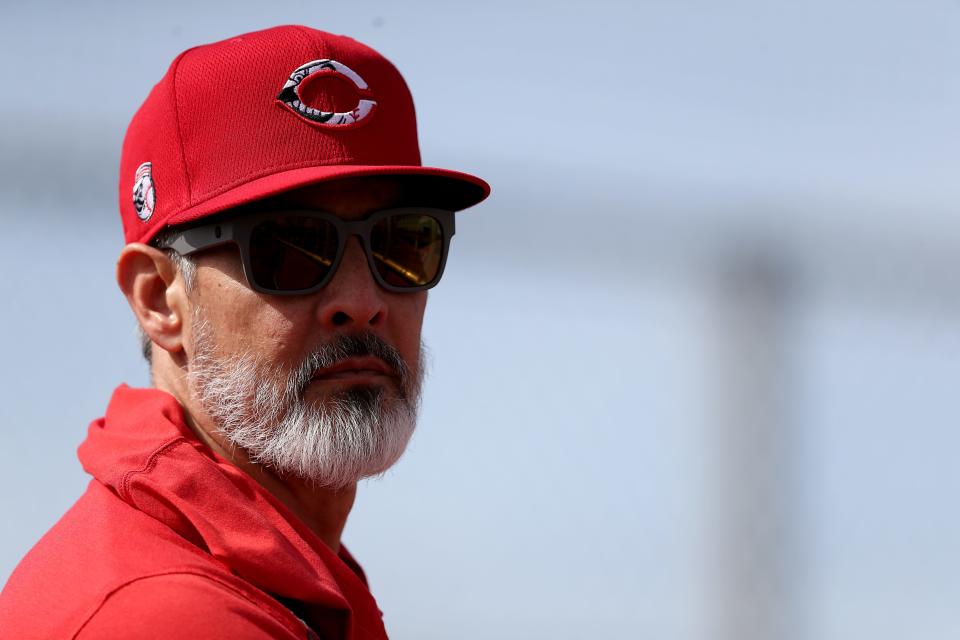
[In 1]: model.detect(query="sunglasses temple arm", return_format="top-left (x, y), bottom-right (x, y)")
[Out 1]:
top-left (165, 223), bottom-right (235, 256)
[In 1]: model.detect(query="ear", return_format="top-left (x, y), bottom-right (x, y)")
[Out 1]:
top-left (116, 244), bottom-right (188, 356)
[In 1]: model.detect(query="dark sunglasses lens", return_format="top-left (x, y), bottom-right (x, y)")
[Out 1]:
top-left (370, 213), bottom-right (445, 288)
top-left (249, 216), bottom-right (339, 291)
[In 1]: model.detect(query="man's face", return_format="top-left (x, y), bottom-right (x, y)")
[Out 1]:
top-left (180, 178), bottom-right (428, 488)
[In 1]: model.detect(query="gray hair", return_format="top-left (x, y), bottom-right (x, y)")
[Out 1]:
top-left (139, 229), bottom-right (197, 365)
top-left (186, 313), bottom-right (422, 488)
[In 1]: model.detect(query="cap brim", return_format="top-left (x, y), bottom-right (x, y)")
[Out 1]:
top-left (164, 164), bottom-right (490, 232)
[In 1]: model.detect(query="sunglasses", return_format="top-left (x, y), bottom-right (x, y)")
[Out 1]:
top-left (157, 207), bottom-right (455, 295)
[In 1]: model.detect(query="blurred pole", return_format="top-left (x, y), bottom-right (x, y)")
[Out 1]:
top-left (707, 251), bottom-right (802, 640)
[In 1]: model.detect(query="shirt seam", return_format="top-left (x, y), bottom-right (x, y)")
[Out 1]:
top-left (118, 437), bottom-right (189, 502)
top-left (71, 570), bottom-right (306, 639)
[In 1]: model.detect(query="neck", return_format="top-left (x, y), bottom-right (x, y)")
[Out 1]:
top-left (153, 362), bottom-right (356, 553)
top-left (193, 427), bottom-right (358, 553)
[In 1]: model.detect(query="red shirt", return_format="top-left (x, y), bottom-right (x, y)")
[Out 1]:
top-left (0, 385), bottom-right (389, 639)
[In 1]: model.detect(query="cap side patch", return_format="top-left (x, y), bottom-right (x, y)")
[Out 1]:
top-left (133, 162), bottom-right (156, 222)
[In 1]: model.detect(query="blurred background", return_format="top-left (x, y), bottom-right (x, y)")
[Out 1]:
top-left (2, 1), bottom-right (958, 638)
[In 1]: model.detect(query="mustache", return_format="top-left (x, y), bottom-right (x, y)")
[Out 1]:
top-left (288, 332), bottom-right (413, 396)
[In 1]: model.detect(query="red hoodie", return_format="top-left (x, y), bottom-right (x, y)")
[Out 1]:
top-left (0, 385), bottom-right (389, 639)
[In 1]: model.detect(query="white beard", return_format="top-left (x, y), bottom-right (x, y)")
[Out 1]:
top-left (186, 313), bottom-right (422, 489)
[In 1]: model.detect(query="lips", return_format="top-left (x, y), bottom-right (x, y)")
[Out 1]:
top-left (311, 356), bottom-right (396, 382)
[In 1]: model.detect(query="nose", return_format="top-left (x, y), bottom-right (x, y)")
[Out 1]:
top-left (315, 236), bottom-right (388, 329)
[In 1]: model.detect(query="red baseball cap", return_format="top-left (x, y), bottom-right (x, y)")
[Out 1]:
top-left (119, 25), bottom-right (490, 245)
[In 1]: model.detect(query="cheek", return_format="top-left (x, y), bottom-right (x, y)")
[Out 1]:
top-left (190, 266), bottom-right (307, 362)
top-left (390, 293), bottom-right (427, 363)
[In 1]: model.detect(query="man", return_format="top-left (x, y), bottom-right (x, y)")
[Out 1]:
top-left (0, 25), bottom-right (488, 639)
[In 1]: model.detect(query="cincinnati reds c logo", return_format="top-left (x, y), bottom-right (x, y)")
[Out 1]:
top-left (276, 59), bottom-right (377, 127)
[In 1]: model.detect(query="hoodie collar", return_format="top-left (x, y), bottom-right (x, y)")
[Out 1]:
top-left (78, 385), bottom-right (387, 640)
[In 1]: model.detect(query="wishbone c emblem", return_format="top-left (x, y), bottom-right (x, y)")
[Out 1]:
top-left (276, 59), bottom-right (377, 127)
